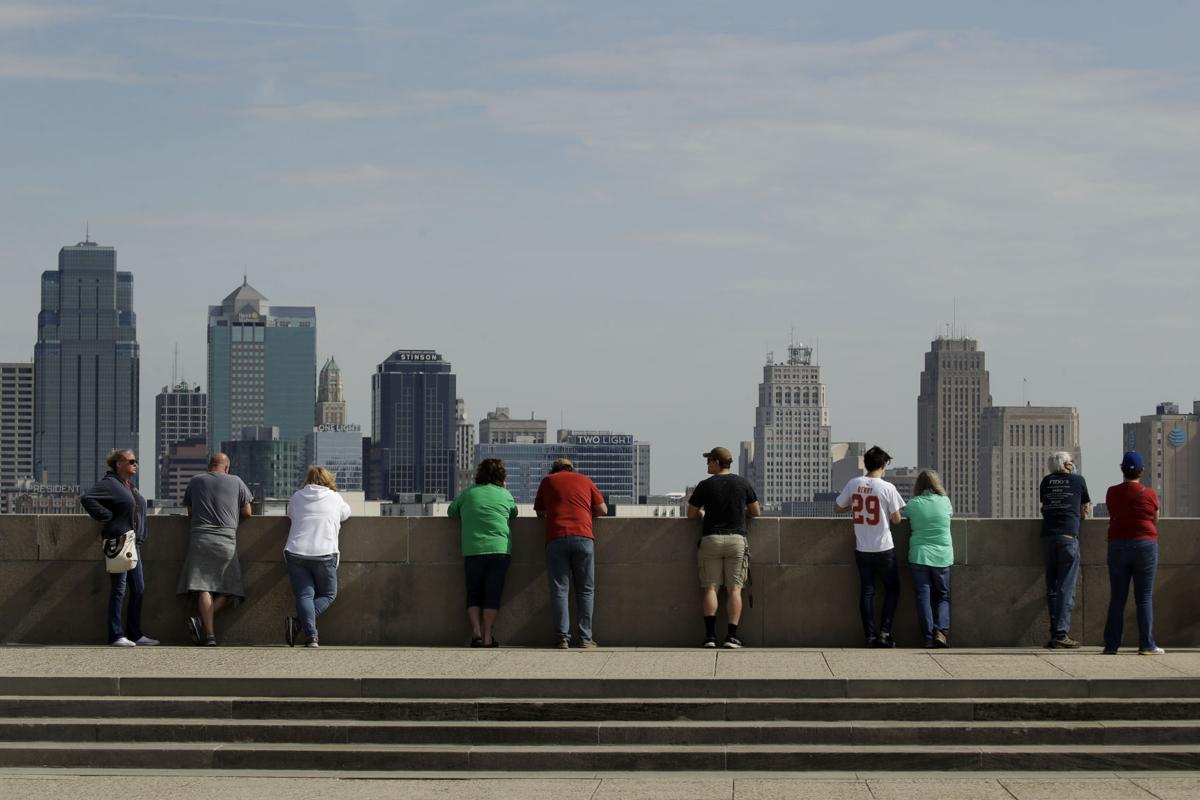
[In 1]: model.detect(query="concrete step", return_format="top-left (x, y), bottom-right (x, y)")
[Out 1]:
top-left (9, 675), bottom-right (1200, 699)
top-left (4, 695), bottom-right (1200, 722)
top-left (0, 741), bottom-right (1199, 772)
top-left (0, 717), bottom-right (1196, 746)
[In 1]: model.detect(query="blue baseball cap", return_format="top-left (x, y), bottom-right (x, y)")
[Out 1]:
top-left (1120, 451), bottom-right (1144, 471)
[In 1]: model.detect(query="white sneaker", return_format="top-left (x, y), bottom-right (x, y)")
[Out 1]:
top-left (1140, 646), bottom-right (1166, 655)
top-left (133, 636), bottom-right (159, 646)
top-left (111, 637), bottom-right (136, 647)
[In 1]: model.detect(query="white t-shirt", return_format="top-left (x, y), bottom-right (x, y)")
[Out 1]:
top-left (835, 476), bottom-right (906, 553)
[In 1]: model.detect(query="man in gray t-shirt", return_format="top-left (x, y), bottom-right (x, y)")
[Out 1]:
top-left (179, 452), bottom-right (253, 645)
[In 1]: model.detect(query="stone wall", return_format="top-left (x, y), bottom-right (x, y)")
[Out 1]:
top-left (2, 515), bottom-right (1198, 648)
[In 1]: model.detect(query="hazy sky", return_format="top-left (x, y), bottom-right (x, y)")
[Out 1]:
top-left (3, 1), bottom-right (1199, 497)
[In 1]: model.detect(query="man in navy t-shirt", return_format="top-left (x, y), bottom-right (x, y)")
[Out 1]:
top-left (1039, 451), bottom-right (1091, 648)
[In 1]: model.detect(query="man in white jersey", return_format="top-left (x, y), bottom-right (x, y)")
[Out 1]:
top-left (834, 446), bottom-right (906, 648)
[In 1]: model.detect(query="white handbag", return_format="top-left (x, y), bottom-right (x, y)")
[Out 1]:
top-left (102, 530), bottom-right (138, 573)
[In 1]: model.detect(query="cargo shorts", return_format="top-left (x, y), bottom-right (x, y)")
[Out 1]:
top-left (698, 533), bottom-right (749, 588)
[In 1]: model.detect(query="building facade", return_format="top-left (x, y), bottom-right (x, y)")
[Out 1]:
top-left (155, 381), bottom-right (207, 502)
top-left (223, 425), bottom-right (300, 501)
top-left (34, 239), bottom-right (139, 488)
top-left (830, 441), bottom-right (866, 492)
top-left (635, 441), bottom-right (651, 502)
top-left (454, 399), bottom-right (475, 498)
top-left (917, 337), bottom-right (992, 517)
top-left (304, 424), bottom-right (364, 492)
top-left (478, 407), bottom-right (547, 443)
top-left (751, 344), bottom-right (831, 509)
top-left (158, 437), bottom-right (208, 508)
top-left (315, 357), bottom-right (346, 426)
top-left (207, 280), bottom-right (316, 453)
top-left (979, 405), bottom-right (1082, 518)
top-left (1123, 401), bottom-right (1200, 517)
top-left (0, 362), bottom-right (34, 499)
top-left (0, 479), bottom-right (80, 515)
top-left (476, 430), bottom-right (639, 504)
top-left (370, 350), bottom-right (457, 500)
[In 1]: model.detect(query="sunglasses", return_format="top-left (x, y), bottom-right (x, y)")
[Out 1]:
top-left (122, 459), bottom-right (138, 465)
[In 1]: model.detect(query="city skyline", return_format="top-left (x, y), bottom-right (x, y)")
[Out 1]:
top-left (3, 4), bottom-right (1200, 495)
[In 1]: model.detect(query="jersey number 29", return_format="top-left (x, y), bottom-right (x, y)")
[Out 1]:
top-left (851, 494), bottom-right (881, 526)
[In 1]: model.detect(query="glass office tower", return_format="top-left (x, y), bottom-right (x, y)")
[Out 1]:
top-left (34, 239), bottom-right (139, 488)
top-left (475, 431), bottom-right (640, 503)
top-left (207, 280), bottom-right (316, 453)
top-left (370, 350), bottom-right (456, 499)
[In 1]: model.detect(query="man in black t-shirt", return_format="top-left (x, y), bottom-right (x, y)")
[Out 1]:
top-left (1039, 451), bottom-right (1091, 649)
top-left (687, 446), bottom-right (761, 649)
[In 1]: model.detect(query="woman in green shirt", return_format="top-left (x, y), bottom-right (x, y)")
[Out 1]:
top-left (448, 458), bottom-right (518, 647)
top-left (900, 470), bottom-right (954, 648)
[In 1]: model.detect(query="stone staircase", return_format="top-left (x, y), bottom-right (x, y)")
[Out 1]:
top-left (0, 674), bottom-right (1197, 771)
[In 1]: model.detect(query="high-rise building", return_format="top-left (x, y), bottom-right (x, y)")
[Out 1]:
top-left (304, 424), bottom-right (364, 492)
top-left (0, 362), bottom-right (34, 498)
top-left (34, 239), bottom-right (139, 488)
top-left (315, 357), bottom-right (346, 426)
top-left (831, 442), bottom-right (866, 491)
top-left (1122, 401), bottom-right (1200, 517)
top-left (475, 430), bottom-right (640, 504)
top-left (224, 425), bottom-right (300, 501)
top-left (478, 407), bottom-right (547, 443)
top-left (370, 350), bottom-right (457, 499)
top-left (454, 399), bottom-right (475, 498)
top-left (917, 337), bottom-right (992, 517)
top-left (207, 280), bottom-right (316, 453)
top-left (635, 441), bottom-right (651, 501)
top-left (979, 405), bottom-right (1081, 518)
top-left (751, 344), bottom-right (831, 509)
top-left (158, 437), bottom-right (208, 507)
top-left (155, 381), bottom-right (207, 502)
top-left (738, 441), bottom-right (755, 488)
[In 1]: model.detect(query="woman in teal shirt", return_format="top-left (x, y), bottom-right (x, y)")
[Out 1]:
top-left (901, 470), bottom-right (954, 648)
top-left (447, 459), bottom-right (518, 647)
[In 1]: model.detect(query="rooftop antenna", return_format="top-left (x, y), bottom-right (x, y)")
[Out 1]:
top-left (84, 221), bottom-right (91, 244)
top-left (1022, 377), bottom-right (1028, 406)
top-left (243, 267), bottom-right (248, 285)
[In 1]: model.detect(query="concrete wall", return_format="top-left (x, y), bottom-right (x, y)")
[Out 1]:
top-left (2, 515), bottom-right (1199, 648)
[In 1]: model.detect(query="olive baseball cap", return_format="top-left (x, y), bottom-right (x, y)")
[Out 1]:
top-left (702, 446), bottom-right (733, 463)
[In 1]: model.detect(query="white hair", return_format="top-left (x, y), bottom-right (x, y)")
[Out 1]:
top-left (1048, 451), bottom-right (1074, 473)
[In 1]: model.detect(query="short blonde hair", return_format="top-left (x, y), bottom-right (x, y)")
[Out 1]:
top-left (106, 449), bottom-right (134, 471)
top-left (304, 465), bottom-right (337, 491)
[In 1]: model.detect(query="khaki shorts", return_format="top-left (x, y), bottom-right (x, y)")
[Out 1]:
top-left (698, 533), bottom-right (749, 588)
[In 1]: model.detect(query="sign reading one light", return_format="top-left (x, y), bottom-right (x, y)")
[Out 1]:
top-left (1168, 428), bottom-right (1187, 447)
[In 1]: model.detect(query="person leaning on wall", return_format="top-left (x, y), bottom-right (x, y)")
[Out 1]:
top-left (1039, 451), bottom-right (1090, 649)
top-left (447, 458), bottom-right (517, 648)
top-left (80, 449), bottom-right (158, 647)
top-left (901, 470), bottom-right (953, 648)
top-left (283, 465), bottom-right (352, 649)
top-left (1103, 451), bottom-right (1164, 655)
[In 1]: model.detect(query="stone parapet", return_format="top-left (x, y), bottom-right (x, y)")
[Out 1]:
top-left (2, 515), bottom-right (1197, 647)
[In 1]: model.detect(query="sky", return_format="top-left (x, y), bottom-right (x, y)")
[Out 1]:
top-left (2, 1), bottom-right (1200, 497)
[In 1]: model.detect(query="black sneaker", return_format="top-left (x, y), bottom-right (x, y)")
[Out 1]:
top-left (865, 636), bottom-right (878, 648)
top-left (284, 616), bottom-right (299, 648)
top-left (875, 632), bottom-right (896, 648)
top-left (702, 635), bottom-right (717, 649)
top-left (722, 636), bottom-right (744, 649)
top-left (203, 635), bottom-right (217, 647)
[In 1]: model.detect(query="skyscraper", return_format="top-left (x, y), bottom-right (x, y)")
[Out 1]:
top-left (224, 425), bottom-right (300, 501)
top-left (917, 337), bottom-right (992, 517)
top-left (0, 362), bottom-right (34, 500)
top-left (478, 407), bottom-right (547, 443)
top-left (454, 399), bottom-right (475, 498)
top-left (315, 357), bottom-right (346, 426)
top-left (370, 350), bottom-right (457, 499)
top-left (475, 430), bottom-right (641, 504)
top-left (979, 405), bottom-right (1081, 518)
top-left (751, 344), bottom-right (831, 509)
top-left (34, 239), bottom-right (139, 488)
top-left (207, 280), bottom-right (316, 452)
top-left (154, 381), bottom-right (207, 502)
top-left (1122, 401), bottom-right (1200, 517)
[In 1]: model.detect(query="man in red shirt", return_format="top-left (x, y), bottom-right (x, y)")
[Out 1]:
top-left (1103, 451), bottom-right (1164, 655)
top-left (534, 459), bottom-right (608, 649)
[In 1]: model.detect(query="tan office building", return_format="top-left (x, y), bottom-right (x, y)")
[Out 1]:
top-left (979, 405), bottom-right (1082, 518)
top-left (1123, 402), bottom-right (1200, 517)
top-left (917, 337), bottom-right (992, 517)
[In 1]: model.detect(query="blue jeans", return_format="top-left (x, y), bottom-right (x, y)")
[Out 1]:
top-left (107, 543), bottom-right (144, 643)
top-left (910, 565), bottom-right (950, 641)
top-left (285, 552), bottom-right (339, 638)
top-left (855, 548), bottom-right (899, 639)
top-left (1104, 539), bottom-right (1158, 652)
top-left (1042, 535), bottom-right (1080, 640)
top-left (546, 536), bottom-right (594, 642)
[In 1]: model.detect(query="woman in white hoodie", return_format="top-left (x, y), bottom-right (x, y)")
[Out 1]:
top-left (284, 466), bottom-right (352, 647)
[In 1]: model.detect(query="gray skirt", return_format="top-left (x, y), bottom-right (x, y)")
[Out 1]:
top-left (176, 525), bottom-right (245, 601)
